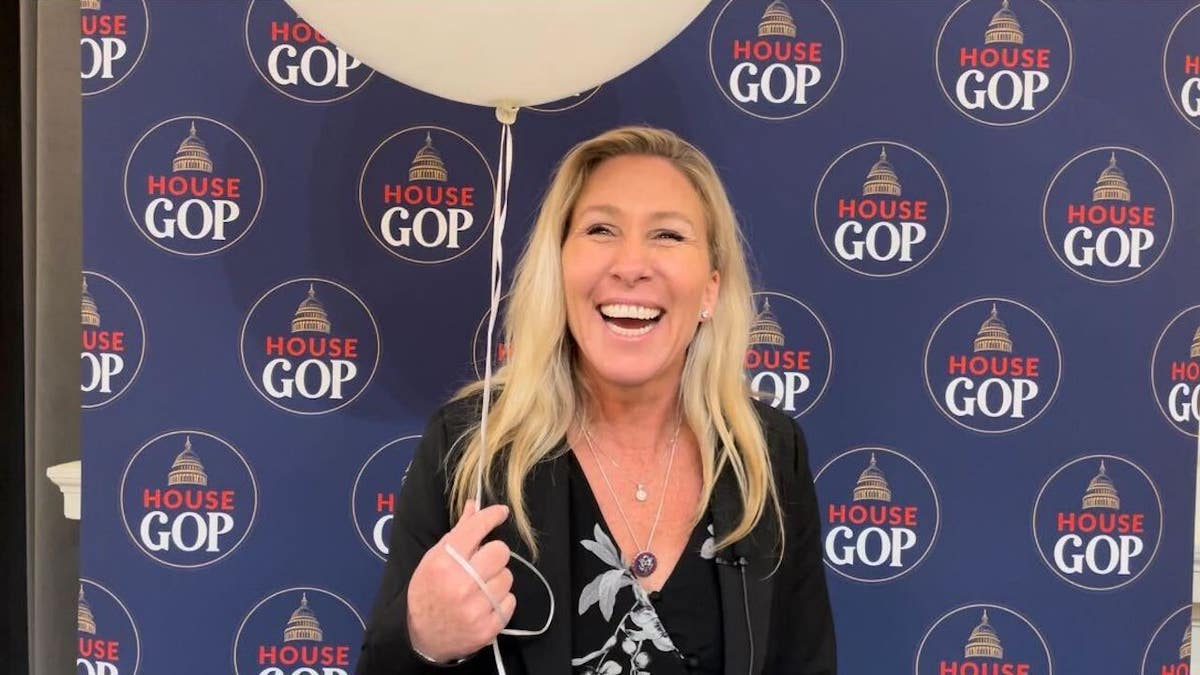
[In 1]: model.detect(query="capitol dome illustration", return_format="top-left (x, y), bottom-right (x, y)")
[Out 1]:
top-left (168, 436), bottom-right (208, 487)
top-left (173, 121), bottom-right (214, 174)
top-left (78, 585), bottom-right (97, 635)
top-left (1191, 326), bottom-right (1200, 359)
top-left (291, 284), bottom-right (332, 334)
top-left (749, 298), bottom-right (786, 346)
top-left (863, 147), bottom-right (902, 197)
top-left (964, 610), bottom-right (1004, 659)
top-left (283, 593), bottom-right (324, 642)
top-left (853, 453), bottom-right (892, 502)
top-left (1081, 460), bottom-right (1119, 510)
top-left (984, 0), bottom-right (1024, 45)
top-left (758, 1), bottom-right (797, 38)
top-left (1092, 153), bottom-right (1132, 202)
top-left (81, 0), bottom-right (101, 11)
top-left (973, 303), bottom-right (1013, 353)
top-left (81, 277), bottom-right (101, 327)
top-left (409, 132), bottom-right (448, 182)
top-left (1183, 624), bottom-right (1192, 660)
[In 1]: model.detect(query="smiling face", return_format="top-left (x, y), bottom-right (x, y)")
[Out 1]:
top-left (562, 155), bottom-right (720, 394)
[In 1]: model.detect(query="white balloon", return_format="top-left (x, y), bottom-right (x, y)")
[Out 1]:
top-left (281, 0), bottom-right (707, 109)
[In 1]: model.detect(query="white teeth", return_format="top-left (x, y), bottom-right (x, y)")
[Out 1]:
top-left (599, 304), bottom-right (662, 320)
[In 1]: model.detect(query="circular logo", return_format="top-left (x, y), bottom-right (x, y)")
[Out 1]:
top-left (77, 578), bottom-right (141, 675)
top-left (814, 447), bottom-right (940, 583)
top-left (240, 278), bottom-right (380, 415)
top-left (244, 0), bottom-right (374, 103)
top-left (119, 430), bottom-right (258, 569)
top-left (1151, 305), bottom-right (1200, 437)
top-left (359, 126), bottom-right (495, 264)
top-left (1141, 605), bottom-right (1192, 675)
top-left (1042, 146), bottom-right (1174, 283)
top-left (80, 0), bottom-right (148, 96)
top-left (746, 291), bottom-right (832, 418)
top-left (1032, 454), bottom-right (1162, 591)
top-left (351, 435), bottom-right (418, 561)
top-left (1164, 5), bottom-right (1200, 131)
top-left (916, 604), bottom-right (1053, 674)
top-left (935, 0), bottom-right (1072, 126)
top-left (707, 0), bottom-right (844, 120)
top-left (233, 587), bottom-right (365, 675)
top-left (123, 116), bottom-right (264, 256)
top-left (81, 271), bottom-right (145, 409)
top-left (471, 294), bottom-right (510, 380)
top-left (924, 297), bottom-right (1062, 434)
top-left (813, 141), bottom-right (950, 277)
top-left (527, 87), bottom-right (601, 113)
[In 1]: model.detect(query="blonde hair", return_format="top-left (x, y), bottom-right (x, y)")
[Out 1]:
top-left (450, 126), bottom-right (781, 559)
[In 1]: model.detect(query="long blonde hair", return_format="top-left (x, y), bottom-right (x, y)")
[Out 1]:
top-left (450, 126), bottom-right (781, 558)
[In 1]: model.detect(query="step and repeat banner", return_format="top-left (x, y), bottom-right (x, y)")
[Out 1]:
top-left (80, 1), bottom-right (1200, 673)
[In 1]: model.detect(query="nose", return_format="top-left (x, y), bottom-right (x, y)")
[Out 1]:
top-left (609, 235), bottom-right (652, 285)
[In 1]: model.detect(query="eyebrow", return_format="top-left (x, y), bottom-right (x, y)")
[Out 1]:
top-left (576, 204), bottom-right (697, 229)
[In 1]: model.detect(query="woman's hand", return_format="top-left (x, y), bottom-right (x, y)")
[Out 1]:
top-left (406, 500), bottom-right (517, 663)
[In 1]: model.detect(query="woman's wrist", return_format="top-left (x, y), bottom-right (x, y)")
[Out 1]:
top-left (411, 644), bottom-right (470, 667)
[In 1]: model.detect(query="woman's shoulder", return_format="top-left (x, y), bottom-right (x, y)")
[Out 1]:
top-left (748, 397), bottom-right (811, 479)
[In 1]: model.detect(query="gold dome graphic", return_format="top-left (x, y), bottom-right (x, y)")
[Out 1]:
top-left (964, 610), bottom-right (1004, 659)
top-left (291, 284), bottom-right (332, 334)
top-left (173, 121), bottom-right (214, 174)
top-left (1092, 153), bottom-right (1132, 203)
top-left (758, 1), bottom-right (797, 38)
top-left (1190, 326), bottom-right (1200, 359)
top-left (78, 585), bottom-right (97, 635)
top-left (863, 147), bottom-right (902, 197)
top-left (284, 593), bottom-right (324, 642)
top-left (81, 0), bottom-right (101, 10)
top-left (749, 298), bottom-right (786, 346)
top-left (168, 436), bottom-right (208, 487)
top-left (973, 303), bottom-right (1013, 354)
top-left (984, 0), bottom-right (1024, 45)
top-left (853, 453), bottom-right (892, 502)
top-left (81, 277), bottom-right (101, 327)
top-left (409, 132), bottom-right (448, 183)
top-left (1182, 624), bottom-right (1192, 660)
top-left (1082, 460), bottom-right (1119, 511)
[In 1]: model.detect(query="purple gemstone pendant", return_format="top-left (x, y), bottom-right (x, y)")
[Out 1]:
top-left (631, 551), bottom-right (658, 578)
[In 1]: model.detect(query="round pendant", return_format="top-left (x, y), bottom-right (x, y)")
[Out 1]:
top-left (635, 485), bottom-right (648, 502)
top-left (631, 551), bottom-right (658, 578)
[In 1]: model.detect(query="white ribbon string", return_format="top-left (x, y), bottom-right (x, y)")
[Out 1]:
top-left (440, 107), bottom-right (553, 674)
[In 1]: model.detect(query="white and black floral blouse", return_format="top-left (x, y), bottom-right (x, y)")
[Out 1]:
top-left (567, 453), bottom-right (723, 675)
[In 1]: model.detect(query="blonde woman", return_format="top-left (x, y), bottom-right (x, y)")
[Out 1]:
top-left (357, 127), bottom-right (835, 674)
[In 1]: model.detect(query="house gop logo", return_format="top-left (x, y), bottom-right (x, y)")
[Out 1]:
top-left (708, 0), bottom-right (843, 120)
top-left (80, 0), bottom-right (147, 96)
top-left (359, 126), bottom-right (495, 264)
top-left (1164, 5), bottom-right (1200, 131)
top-left (746, 291), bottom-right (832, 418)
top-left (814, 447), bottom-right (939, 583)
top-left (1032, 455), bottom-right (1161, 591)
top-left (245, 0), bottom-right (374, 103)
top-left (123, 116), bottom-right (264, 256)
top-left (77, 579), bottom-right (140, 675)
top-left (241, 278), bottom-right (380, 415)
top-left (936, 0), bottom-right (1072, 126)
top-left (1142, 606), bottom-right (1192, 675)
top-left (813, 142), bottom-right (950, 277)
top-left (234, 588), bottom-right (364, 675)
top-left (925, 298), bottom-right (1061, 434)
top-left (1151, 305), bottom-right (1200, 437)
top-left (471, 294), bottom-right (510, 379)
top-left (81, 272), bottom-right (145, 409)
top-left (916, 604), bottom-right (1053, 675)
top-left (1042, 146), bottom-right (1173, 283)
top-left (352, 435), bottom-right (418, 561)
top-left (119, 430), bottom-right (258, 568)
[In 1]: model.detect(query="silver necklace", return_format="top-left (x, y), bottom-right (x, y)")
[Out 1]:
top-left (580, 415), bottom-right (681, 578)
top-left (581, 425), bottom-right (675, 502)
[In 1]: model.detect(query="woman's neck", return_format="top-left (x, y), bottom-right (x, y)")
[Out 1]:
top-left (579, 371), bottom-right (683, 459)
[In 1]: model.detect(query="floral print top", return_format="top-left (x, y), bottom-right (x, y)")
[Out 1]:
top-left (567, 453), bottom-right (724, 674)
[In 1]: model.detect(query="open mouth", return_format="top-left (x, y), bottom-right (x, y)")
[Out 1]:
top-left (598, 303), bottom-right (663, 337)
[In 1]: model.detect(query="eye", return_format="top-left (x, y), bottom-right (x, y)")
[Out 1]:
top-left (584, 223), bottom-right (615, 236)
top-left (654, 230), bottom-right (685, 242)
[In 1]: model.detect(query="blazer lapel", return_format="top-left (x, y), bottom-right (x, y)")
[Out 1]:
top-left (711, 463), bottom-right (776, 675)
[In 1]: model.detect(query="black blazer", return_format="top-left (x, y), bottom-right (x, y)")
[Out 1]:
top-left (357, 396), bottom-right (837, 674)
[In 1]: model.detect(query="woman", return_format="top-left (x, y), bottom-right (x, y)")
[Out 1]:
top-left (357, 127), bottom-right (836, 674)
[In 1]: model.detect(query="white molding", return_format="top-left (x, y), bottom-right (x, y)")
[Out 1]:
top-left (46, 461), bottom-right (81, 521)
